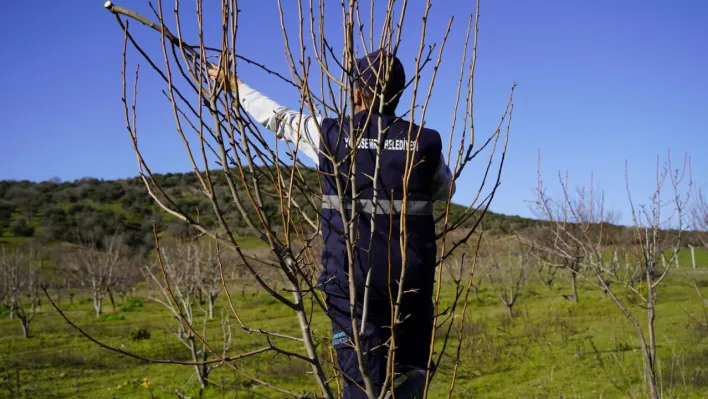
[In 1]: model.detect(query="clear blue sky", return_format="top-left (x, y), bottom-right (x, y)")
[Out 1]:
top-left (1, 0), bottom-right (706, 224)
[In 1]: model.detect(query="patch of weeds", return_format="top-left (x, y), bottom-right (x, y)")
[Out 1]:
top-left (129, 327), bottom-right (151, 341)
top-left (519, 308), bottom-right (549, 343)
top-left (525, 288), bottom-right (540, 297)
top-left (553, 311), bottom-right (575, 347)
top-left (30, 352), bottom-right (110, 370)
top-left (496, 312), bottom-right (514, 333)
top-left (691, 308), bottom-right (708, 338)
top-left (58, 300), bottom-right (83, 310)
top-left (240, 293), bottom-right (257, 304)
top-left (263, 357), bottom-right (310, 381)
top-left (461, 317), bottom-right (503, 370)
top-left (242, 292), bottom-right (281, 307)
top-left (99, 313), bottom-right (125, 322)
top-left (684, 349), bottom-right (708, 388)
top-left (261, 297), bottom-right (277, 306)
top-left (120, 297), bottom-right (143, 312)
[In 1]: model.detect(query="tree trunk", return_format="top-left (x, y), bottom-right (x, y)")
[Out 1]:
top-left (200, 349), bottom-right (210, 389)
top-left (189, 337), bottom-right (207, 389)
top-left (646, 304), bottom-right (659, 399)
top-left (646, 265), bottom-right (659, 399)
top-left (208, 296), bottom-right (215, 320)
top-left (108, 288), bottom-right (116, 312)
top-left (570, 271), bottom-right (578, 303)
top-left (93, 292), bottom-right (103, 318)
top-left (507, 304), bottom-right (514, 318)
top-left (647, 371), bottom-right (659, 399)
top-left (20, 320), bottom-right (29, 339)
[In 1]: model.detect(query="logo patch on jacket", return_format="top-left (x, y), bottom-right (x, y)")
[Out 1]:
top-left (343, 135), bottom-right (419, 151)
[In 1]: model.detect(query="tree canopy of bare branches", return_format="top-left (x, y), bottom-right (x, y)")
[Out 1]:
top-left (43, 1), bottom-right (517, 397)
top-left (531, 152), bottom-right (692, 399)
top-left (144, 239), bottom-right (232, 388)
top-left (482, 238), bottom-right (526, 318)
top-left (65, 233), bottom-right (125, 318)
top-left (692, 188), bottom-right (708, 249)
top-left (1, 246), bottom-right (41, 338)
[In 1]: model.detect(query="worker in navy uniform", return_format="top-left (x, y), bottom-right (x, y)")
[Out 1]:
top-left (209, 49), bottom-right (455, 399)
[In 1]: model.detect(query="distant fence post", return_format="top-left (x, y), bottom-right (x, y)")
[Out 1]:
top-left (689, 245), bottom-right (696, 269)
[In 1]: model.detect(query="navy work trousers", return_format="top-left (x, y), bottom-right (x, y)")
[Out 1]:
top-left (326, 293), bottom-right (434, 399)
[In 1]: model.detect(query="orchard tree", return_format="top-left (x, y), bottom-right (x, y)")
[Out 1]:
top-left (1, 246), bottom-right (41, 338)
top-left (692, 188), bottom-right (708, 249)
top-left (143, 239), bottom-right (232, 388)
top-left (66, 233), bottom-right (125, 318)
top-left (532, 153), bottom-right (691, 399)
top-left (45, 0), bottom-right (516, 397)
top-left (483, 238), bottom-right (526, 318)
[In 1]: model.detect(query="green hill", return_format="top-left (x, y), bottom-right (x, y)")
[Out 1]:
top-left (1, 170), bottom-right (704, 255)
top-left (0, 170), bottom-right (541, 250)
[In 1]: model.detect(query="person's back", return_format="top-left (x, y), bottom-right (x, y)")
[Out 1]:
top-left (318, 110), bottom-right (444, 399)
top-left (208, 49), bottom-right (455, 399)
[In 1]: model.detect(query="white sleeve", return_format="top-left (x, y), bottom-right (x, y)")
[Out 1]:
top-left (431, 153), bottom-right (456, 201)
top-left (236, 82), bottom-right (322, 166)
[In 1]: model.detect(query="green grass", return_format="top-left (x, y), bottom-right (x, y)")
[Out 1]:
top-left (154, 232), bottom-right (267, 250)
top-left (1, 271), bottom-right (708, 398)
top-left (235, 234), bottom-right (268, 250)
top-left (678, 247), bottom-right (708, 268)
top-left (0, 236), bottom-right (30, 246)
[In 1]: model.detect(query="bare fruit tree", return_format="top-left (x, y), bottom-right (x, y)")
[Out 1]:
top-left (193, 240), bottom-right (222, 320)
top-left (483, 239), bottom-right (526, 318)
top-left (692, 188), bottom-right (708, 249)
top-left (534, 258), bottom-right (558, 292)
top-left (44, 1), bottom-right (513, 397)
top-left (1, 246), bottom-right (41, 338)
top-left (1, 256), bottom-right (10, 318)
top-left (532, 153), bottom-right (692, 399)
top-left (532, 167), bottom-right (622, 303)
top-left (66, 233), bottom-right (124, 318)
top-left (533, 180), bottom-right (592, 303)
top-left (113, 253), bottom-right (142, 305)
top-left (522, 226), bottom-right (559, 291)
top-left (143, 238), bottom-right (232, 389)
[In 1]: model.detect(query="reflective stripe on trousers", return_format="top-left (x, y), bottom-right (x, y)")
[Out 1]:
top-left (321, 194), bottom-right (432, 216)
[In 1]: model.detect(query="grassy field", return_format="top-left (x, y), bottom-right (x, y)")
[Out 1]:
top-left (1, 268), bottom-right (708, 399)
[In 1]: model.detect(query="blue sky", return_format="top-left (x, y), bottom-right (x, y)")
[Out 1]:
top-left (1, 0), bottom-right (706, 224)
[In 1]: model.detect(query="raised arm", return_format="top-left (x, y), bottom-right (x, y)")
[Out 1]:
top-left (207, 65), bottom-right (322, 166)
